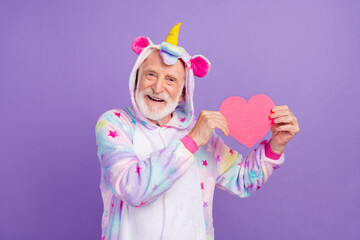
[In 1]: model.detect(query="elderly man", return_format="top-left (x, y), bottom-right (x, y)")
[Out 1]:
top-left (95, 23), bottom-right (300, 240)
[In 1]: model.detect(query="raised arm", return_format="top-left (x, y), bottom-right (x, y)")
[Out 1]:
top-left (187, 110), bottom-right (285, 198)
top-left (210, 133), bottom-right (285, 198)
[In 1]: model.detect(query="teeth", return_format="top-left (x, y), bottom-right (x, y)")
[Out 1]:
top-left (149, 96), bottom-right (164, 102)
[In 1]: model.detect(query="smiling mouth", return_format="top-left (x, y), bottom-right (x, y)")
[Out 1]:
top-left (148, 95), bottom-right (165, 102)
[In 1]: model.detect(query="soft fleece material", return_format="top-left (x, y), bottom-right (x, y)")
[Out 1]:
top-left (95, 45), bottom-right (285, 240)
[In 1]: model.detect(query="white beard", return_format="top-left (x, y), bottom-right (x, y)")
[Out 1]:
top-left (135, 85), bottom-right (183, 121)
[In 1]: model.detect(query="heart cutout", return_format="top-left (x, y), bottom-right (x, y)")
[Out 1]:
top-left (220, 94), bottom-right (275, 148)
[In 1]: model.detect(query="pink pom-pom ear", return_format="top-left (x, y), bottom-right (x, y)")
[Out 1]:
top-left (132, 36), bottom-right (152, 55)
top-left (190, 55), bottom-right (211, 77)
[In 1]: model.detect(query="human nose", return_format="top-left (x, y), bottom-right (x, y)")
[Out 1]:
top-left (152, 78), bottom-right (165, 94)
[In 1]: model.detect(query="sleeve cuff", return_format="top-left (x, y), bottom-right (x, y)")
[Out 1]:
top-left (180, 135), bottom-right (199, 154)
top-left (264, 140), bottom-right (283, 160)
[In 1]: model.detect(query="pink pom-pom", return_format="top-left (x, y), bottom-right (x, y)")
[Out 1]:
top-left (132, 36), bottom-right (151, 55)
top-left (190, 55), bottom-right (211, 77)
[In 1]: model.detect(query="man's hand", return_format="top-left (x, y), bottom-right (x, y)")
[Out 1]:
top-left (188, 111), bottom-right (229, 147)
top-left (269, 105), bottom-right (300, 154)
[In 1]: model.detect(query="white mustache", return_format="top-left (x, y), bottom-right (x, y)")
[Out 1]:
top-left (142, 88), bottom-right (171, 102)
top-left (135, 86), bottom-right (180, 121)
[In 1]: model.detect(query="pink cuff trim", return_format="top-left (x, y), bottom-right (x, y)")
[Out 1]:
top-left (180, 135), bottom-right (199, 154)
top-left (264, 141), bottom-right (283, 160)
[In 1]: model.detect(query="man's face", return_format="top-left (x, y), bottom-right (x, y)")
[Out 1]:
top-left (135, 50), bottom-right (185, 121)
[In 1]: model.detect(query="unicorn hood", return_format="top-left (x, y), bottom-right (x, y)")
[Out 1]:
top-left (127, 23), bottom-right (211, 130)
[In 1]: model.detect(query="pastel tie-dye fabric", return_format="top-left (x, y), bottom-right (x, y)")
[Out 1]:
top-left (95, 43), bottom-right (285, 239)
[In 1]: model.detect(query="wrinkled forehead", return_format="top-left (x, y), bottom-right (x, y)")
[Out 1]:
top-left (139, 50), bottom-right (186, 78)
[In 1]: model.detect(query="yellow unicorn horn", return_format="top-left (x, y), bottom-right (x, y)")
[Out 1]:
top-left (165, 23), bottom-right (181, 46)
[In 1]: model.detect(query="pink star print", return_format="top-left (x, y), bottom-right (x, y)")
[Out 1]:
top-left (203, 201), bottom-right (208, 207)
top-left (201, 182), bottom-right (204, 190)
top-left (135, 166), bottom-right (142, 175)
top-left (136, 201), bottom-right (148, 207)
top-left (215, 155), bottom-right (220, 163)
top-left (237, 160), bottom-right (242, 166)
top-left (180, 117), bottom-right (186, 122)
top-left (202, 160), bottom-right (208, 167)
top-left (114, 112), bottom-right (121, 118)
top-left (108, 130), bottom-right (118, 138)
top-left (229, 149), bottom-right (234, 155)
top-left (152, 184), bottom-right (158, 191)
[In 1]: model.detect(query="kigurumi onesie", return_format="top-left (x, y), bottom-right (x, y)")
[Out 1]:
top-left (95, 23), bottom-right (285, 240)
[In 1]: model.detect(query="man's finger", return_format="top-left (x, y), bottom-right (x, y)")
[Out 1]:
top-left (274, 105), bottom-right (289, 111)
top-left (217, 112), bottom-right (228, 124)
top-left (213, 118), bottom-right (229, 136)
top-left (271, 110), bottom-right (290, 119)
top-left (211, 112), bottom-right (229, 126)
top-left (274, 116), bottom-right (295, 124)
top-left (206, 112), bottom-right (229, 136)
top-left (198, 111), bottom-right (229, 136)
top-left (276, 124), bottom-right (297, 135)
top-left (217, 124), bottom-right (229, 136)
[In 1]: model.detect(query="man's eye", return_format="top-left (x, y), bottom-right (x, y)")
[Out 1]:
top-left (147, 73), bottom-right (156, 79)
top-left (168, 78), bottom-right (175, 82)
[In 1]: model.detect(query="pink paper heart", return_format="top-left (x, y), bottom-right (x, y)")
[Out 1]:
top-left (220, 94), bottom-right (275, 148)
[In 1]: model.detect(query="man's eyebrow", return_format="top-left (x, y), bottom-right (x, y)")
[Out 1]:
top-left (166, 74), bottom-right (179, 81)
top-left (142, 67), bottom-right (157, 73)
top-left (142, 67), bottom-right (181, 81)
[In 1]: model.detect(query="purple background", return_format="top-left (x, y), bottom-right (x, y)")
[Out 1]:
top-left (1, 1), bottom-right (359, 239)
